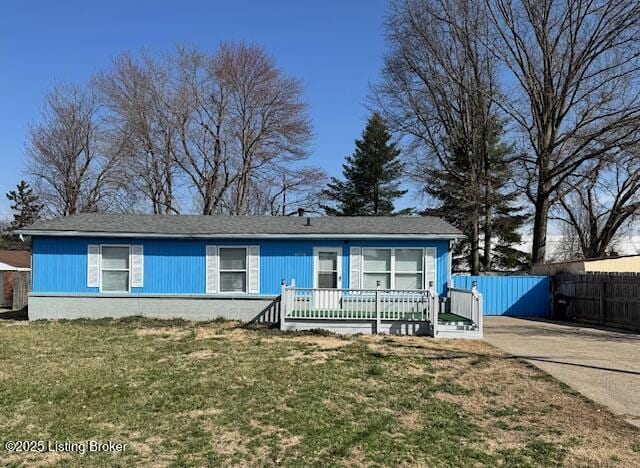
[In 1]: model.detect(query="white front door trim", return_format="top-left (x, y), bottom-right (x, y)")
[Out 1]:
top-left (313, 247), bottom-right (342, 310)
top-left (312, 247), bottom-right (343, 289)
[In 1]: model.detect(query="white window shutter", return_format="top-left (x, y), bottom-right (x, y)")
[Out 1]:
top-left (248, 245), bottom-right (260, 293)
top-left (206, 245), bottom-right (218, 293)
top-left (425, 247), bottom-right (437, 292)
top-left (87, 244), bottom-right (100, 288)
top-left (349, 247), bottom-right (362, 289)
top-left (131, 245), bottom-right (144, 287)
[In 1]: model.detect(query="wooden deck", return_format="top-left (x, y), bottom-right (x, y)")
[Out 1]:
top-left (280, 284), bottom-right (483, 338)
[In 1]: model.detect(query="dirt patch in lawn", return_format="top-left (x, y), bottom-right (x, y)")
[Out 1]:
top-left (187, 407), bottom-right (223, 418)
top-left (194, 321), bottom-right (243, 339)
top-left (210, 429), bottom-right (246, 456)
top-left (187, 349), bottom-right (216, 360)
top-left (135, 327), bottom-right (191, 340)
top-left (397, 411), bottom-right (423, 430)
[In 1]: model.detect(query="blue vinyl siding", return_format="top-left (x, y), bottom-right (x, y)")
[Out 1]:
top-left (32, 236), bottom-right (451, 296)
top-left (452, 275), bottom-right (550, 317)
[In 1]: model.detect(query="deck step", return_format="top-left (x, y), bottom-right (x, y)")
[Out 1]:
top-left (437, 323), bottom-right (478, 331)
top-left (436, 323), bottom-right (482, 339)
top-left (436, 330), bottom-right (482, 339)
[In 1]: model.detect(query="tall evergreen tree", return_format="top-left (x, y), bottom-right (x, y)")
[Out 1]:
top-left (322, 113), bottom-right (408, 216)
top-left (7, 181), bottom-right (42, 230)
top-left (425, 121), bottom-right (529, 272)
top-left (3, 180), bottom-right (42, 248)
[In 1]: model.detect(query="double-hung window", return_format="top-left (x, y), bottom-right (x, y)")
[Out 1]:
top-left (219, 247), bottom-right (247, 293)
top-left (394, 249), bottom-right (423, 289)
top-left (101, 246), bottom-right (130, 292)
top-left (363, 249), bottom-right (392, 289)
top-left (362, 248), bottom-right (425, 290)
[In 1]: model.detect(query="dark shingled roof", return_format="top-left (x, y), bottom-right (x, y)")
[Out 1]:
top-left (18, 214), bottom-right (463, 238)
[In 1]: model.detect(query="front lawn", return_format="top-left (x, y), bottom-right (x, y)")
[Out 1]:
top-left (0, 318), bottom-right (638, 466)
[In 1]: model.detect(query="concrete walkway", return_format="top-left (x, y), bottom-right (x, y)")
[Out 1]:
top-left (484, 317), bottom-right (640, 428)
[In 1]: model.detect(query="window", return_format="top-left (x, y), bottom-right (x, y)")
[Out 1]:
top-left (362, 248), bottom-right (425, 290)
top-left (219, 247), bottom-right (247, 292)
top-left (394, 249), bottom-right (423, 289)
top-left (101, 246), bottom-right (130, 292)
top-left (363, 248), bottom-right (391, 289)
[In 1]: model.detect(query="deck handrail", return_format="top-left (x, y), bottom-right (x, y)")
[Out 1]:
top-left (448, 286), bottom-right (483, 335)
top-left (285, 287), bottom-right (433, 294)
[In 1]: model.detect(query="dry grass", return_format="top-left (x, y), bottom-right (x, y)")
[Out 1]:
top-left (0, 317), bottom-right (638, 467)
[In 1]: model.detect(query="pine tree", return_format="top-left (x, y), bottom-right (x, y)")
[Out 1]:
top-left (424, 120), bottom-right (529, 272)
top-left (322, 113), bottom-right (408, 216)
top-left (7, 181), bottom-right (42, 230)
top-left (2, 181), bottom-right (42, 248)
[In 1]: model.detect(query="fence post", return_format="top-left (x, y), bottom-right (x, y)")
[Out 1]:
top-left (375, 281), bottom-right (381, 334)
top-left (280, 280), bottom-right (287, 331)
top-left (599, 280), bottom-right (606, 326)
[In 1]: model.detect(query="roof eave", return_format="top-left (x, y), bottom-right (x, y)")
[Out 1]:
top-left (17, 229), bottom-right (465, 240)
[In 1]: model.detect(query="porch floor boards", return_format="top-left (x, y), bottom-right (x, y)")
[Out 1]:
top-left (438, 312), bottom-right (473, 325)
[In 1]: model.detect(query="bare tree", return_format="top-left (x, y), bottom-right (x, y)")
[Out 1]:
top-left (485, 0), bottom-right (640, 263)
top-left (96, 54), bottom-right (180, 214)
top-left (240, 166), bottom-right (327, 216)
top-left (172, 43), bottom-right (312, 215)
top-left (27, 43), bottom-right (314, 217)
top-left (27, 85), bottom-right (121, 216)
top-left (373, 0), bottom-right (515, 274)
top-left (171, 46), bottom-right (238, 215)
top-left (550, 221), bottom-right (584, 262)
top-left (220, 43), bottom-right (313, 215)
top-left (552, 150), bottom-right (640, 258)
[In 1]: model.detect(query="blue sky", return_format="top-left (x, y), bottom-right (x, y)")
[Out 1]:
top-left (0, 0), bottom-right (389, 216)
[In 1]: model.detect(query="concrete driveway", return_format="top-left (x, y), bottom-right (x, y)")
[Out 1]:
top-left (484, 317), bottom-right (640, 428)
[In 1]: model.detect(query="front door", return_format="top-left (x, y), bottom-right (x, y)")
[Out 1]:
top-left (313, 247), bottom-right (342, 310)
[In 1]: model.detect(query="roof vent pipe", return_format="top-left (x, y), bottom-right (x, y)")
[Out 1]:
top-left (297, 208), bottom-right (305, 217)
top-left (306, 217), bottom-right (312, 226)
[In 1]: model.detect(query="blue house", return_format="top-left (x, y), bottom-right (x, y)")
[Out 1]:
top-left (20, 214), bottom-right (483, 337)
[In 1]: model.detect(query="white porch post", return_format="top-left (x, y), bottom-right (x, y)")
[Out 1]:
top-left (471, 280), bottom-right (478, 325)
top-left (471, 280), bottom-right (483, 338)
top-left (427, 280), bottom-right (437, 337)
top-left (477, 293), bottom-right (484, 339)
top-left (375, 281), bottom-right (381, 334)
top-left (280, 280), bottom-right (287, 331)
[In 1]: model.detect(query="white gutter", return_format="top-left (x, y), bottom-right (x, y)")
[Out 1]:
top-left (17, 230), bottom-right (465, 240)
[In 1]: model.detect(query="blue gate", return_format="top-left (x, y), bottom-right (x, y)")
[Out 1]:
top-left (451, 275), bottom-right (550, 317)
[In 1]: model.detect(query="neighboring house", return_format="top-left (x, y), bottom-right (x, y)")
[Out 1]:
top-left (18, 214), bottom-right (482, 337)
top-left (0, 250), bottom-right (31, 309)
top-left (531, 254), bottom-right (640, 275)
top-left (518, 234), bottom-right (640, 261)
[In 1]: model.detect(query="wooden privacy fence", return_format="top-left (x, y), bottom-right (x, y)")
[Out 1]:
top-left (554, 273), bottom-right (640, 332)
top-left (9, 271), bottom-right (31, 311)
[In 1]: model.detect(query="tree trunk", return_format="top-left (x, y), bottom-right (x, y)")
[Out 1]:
top-left (483, 213), bottom-right (492, 271)
top-left (482, 156), bottom-right (492, 272)
top-left (470, 209), bottom-right (480, 275)
top-left (531, 188), bottom-right (550, 264)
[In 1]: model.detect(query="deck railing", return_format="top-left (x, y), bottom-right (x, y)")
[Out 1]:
top-left (280, 283), bottom-right (437, 332)
top-left (448, 286), bottom-right (483, 334)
